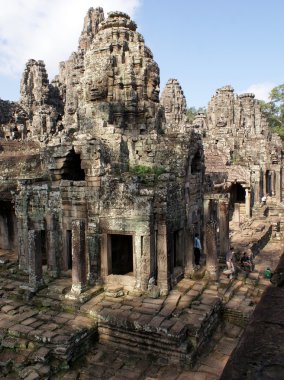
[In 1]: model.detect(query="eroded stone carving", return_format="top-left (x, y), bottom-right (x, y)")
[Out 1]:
top-left (0, 7), bottom-right (204, 299)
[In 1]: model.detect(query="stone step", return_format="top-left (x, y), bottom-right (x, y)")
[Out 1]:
top-left (98, 324), bottom-right (192, 362)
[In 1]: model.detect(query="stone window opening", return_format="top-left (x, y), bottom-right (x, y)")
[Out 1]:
top-left (109, 234), bottom-right (133, 275)
top-left (191, 152), bottom-right (202, 174)
top-left (61, 148), bottom-right (85, 181)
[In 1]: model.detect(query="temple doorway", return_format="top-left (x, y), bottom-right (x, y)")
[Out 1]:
top-left (229, 183), bottom-right (246, 222)
top-left (40, 230), bottom-right (47, 266)
top-left (110, 234), bottom-right (133, 275)
top-left (0, 200), bottom-right (18, 260)
top-left (265, 170), bottom-right (273, 196)
top-left (173, 230), bottom-right (183, 267)
top-left (230, 183), bottom-right (246, 203)
top-left (173, 229), bottom-right (184, 283)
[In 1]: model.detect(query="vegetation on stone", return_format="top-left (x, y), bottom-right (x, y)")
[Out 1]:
top-left (129, 164), bottom-right (165, 177)
top-left (260, 84), bottom-right (284, 140)
top-left (186, 106), bottom-right (207, 123)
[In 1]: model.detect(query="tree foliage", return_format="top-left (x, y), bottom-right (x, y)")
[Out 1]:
top-left (186, 106), bottom-right (206, 123)
top-left (260, 84), bottom-right (284, 139)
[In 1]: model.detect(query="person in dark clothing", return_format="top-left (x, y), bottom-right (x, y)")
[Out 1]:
top-left (194, 233), bottom-right (202, 268)
top-left (240, 251), bottom-right (253, 272)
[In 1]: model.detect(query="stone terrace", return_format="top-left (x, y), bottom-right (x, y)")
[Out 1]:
top-left (0, 234), bottom-right (280, 379)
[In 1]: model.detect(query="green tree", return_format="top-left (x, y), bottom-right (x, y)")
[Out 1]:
top-left (186, 106), bottom-right (206, 123)
top-left (260, 84), bottom-right (284, 139)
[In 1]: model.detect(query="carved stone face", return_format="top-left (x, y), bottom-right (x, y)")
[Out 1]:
top-left (83, 52), bottom-right (111, 102)
top-left (163, 95), bottom-right (172, 113)
top-left (87, 75), bottom-right (108, 101)
top-left (216, 115), bottom-right (227, 127)
top-left (146, 64), bottom-right (160, 102)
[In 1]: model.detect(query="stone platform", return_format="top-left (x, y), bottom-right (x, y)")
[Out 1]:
top-left (0, 236), bottom-right (281, 379)
top-left (81, 279), bottom-right (222, 364)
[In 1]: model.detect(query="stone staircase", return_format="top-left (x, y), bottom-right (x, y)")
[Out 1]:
top-left (76, 273), bottom-right (263, 376)
top-left (80, 279), bottom-right (229, 365)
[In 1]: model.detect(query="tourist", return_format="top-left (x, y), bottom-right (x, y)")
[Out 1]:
top-left (240, 251), bottom-right (253, 272)
top-left (261, 194), bottom-right (267, 206)
top-left (225, 246), bottom-right (235, 279)
top-left (194, 233), bottom-right (202, 269)
top-left (264, 267), bottom-right (273, 279)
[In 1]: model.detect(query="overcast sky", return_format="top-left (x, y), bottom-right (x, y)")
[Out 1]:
top-left (0, 0), bottom-right (283, 107)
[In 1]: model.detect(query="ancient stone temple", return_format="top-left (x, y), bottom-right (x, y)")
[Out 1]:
top-left (1, 6), bottom-right (284, 379)
top-left (0, 8), bottom-right (204, 296)
top-left (196, 85), bottom-right (283, 222)
top-left (188, 86), bottom-right (284, 287)
top-left (190, 85), bottom-right (284, 271)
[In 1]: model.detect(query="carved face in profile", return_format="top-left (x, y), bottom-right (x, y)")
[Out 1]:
top-left (146, 63), bottom-right (160, 102)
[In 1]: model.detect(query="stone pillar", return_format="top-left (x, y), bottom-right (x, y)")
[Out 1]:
top-left (140, 235), bottom-right (152, 291)
top-left (45, 213), bottom-right (59, 277)
top-left (86, 233), bottom-right (100, 285)
top-left (263, 171), bottom-right (267, 196)
top-left (101, 232), bottom-right (109, 277)
top-left (28, 230), bottom-right (43, 290)
top-left (245, 188), bottom-right (251, 217)
top-left (203, 197), bottom-right (211, 246)
top-left (69, 219), bottom-right (87, 296)
top-left (275, 169), bottom-right (282, 202)
top-left (157, 222), bottom-right (169, 295)
top-left (134, 235), bottom-right (142, 290)
top-left (219, 198), bottom-right (229, 261)
top-left (18, 218), bottom-right (29, 271)
top-left (204, 220), bottom-right (219, 280)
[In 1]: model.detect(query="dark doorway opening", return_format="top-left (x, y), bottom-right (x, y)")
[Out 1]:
top-left (61, 148), bottom-right (85, 181)
top-left (110, 234), bottom-right (133, 275)
top-left (173, 230), bottom-right (183, 267)
top-left (0, 200), bottom-right (17, 251)
top-left (230, 183), bottom-right (246, 203)
top-left (40, 230), bottom-right (47, 266)
top-left (66, 230), bottom-right (72, 270)
top-left (173, 229), bottom-right (184, 283)
top-left (266, 171), bottom-right (273, 196)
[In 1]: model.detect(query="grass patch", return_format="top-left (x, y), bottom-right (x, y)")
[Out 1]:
top-left (129, 165), bottom-right (165, 177)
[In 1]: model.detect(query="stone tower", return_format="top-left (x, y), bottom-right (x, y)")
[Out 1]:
top-left (0, 7), bottom-right (205, 296)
